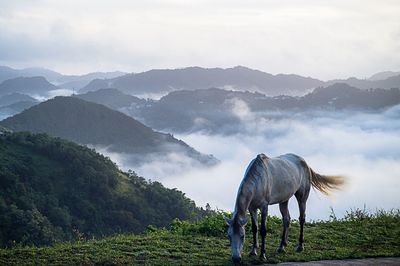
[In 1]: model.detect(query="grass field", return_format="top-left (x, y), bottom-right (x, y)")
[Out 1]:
top-left (0, 209), bottom-right (399, 265)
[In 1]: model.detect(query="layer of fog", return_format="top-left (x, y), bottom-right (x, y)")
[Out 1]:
top-left (100, 102), bottom-right (400, 221)
top-left (31, 89), bottom-right (74, 101)
top-left (90, 141), bottom-right (217, 173)
top-left (0, 112), bottom-right (11, 121)
top-left (133, 91), bottom-right (170, 100)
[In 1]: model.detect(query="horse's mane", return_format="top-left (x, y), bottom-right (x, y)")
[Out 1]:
top-left (244, 154), bottom-right (269, 184)
top-left (234, 154), bottom-right (269, 216)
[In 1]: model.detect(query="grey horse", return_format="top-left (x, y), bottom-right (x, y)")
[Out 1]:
top-left (226, 153), bottom-right (344, 263)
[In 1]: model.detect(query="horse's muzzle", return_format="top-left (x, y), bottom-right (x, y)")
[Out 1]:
top-left (232, 255), bottom-right (241, 263)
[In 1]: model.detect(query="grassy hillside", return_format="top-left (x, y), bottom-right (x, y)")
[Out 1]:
top-left (0, 132), bottom-right (207, 247)
top-left (1, 210), bottom-right (399, 265)
top-left (0, 210), bottom-right (400, 265)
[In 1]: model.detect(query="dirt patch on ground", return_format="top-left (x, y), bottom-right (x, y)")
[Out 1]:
top-left (264, 257), bottom-right (400, 265)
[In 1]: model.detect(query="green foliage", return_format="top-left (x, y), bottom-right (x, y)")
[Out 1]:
top-left (0, 132), bottom-right (206, 247)
top-left (169, 211), bottom-right (228, 237)
top-left (343, 205), bottom-right (372, 221)
top-left (0, 210), bottom-right (399, 265)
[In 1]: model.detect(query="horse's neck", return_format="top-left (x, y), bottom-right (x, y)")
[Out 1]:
top-left (233, 179), bottom-right (255, 218)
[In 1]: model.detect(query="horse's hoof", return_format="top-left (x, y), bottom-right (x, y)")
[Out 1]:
top-left (259, 253), bottom-right (266, 260)
top-left (276, 246), bottom-right (286, 254)
top-left (249, 250), bottom-right (257, 256)
top-left (296, 244), bottom-right (304, 252)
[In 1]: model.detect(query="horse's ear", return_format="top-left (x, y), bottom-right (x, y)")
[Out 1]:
top-left (224, 216), bottom-right (232, 226)
top-left (239, 216), bottom-right (248, 226)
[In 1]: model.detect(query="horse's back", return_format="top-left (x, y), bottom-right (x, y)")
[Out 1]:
top-left (263, 153), bottom-right (309, 204)
top-left (267, 153), bottom-right (306, 175)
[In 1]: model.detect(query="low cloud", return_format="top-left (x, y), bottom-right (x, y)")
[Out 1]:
top-left (96, 105), bottom-right (400, 220)
top-left (91, 143), bottom-right (214, 178)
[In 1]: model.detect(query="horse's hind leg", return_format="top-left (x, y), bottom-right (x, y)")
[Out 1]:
top-left (296, 200), bottom-right (306, 252)
top-left (259, 205), bottom-right (268, 260)
top-left (295, 189), bottom-right (309, 252)
top-left (277, 200), bottom-right (290, 253)
top-left (249, 209), bottom-right (258, 256)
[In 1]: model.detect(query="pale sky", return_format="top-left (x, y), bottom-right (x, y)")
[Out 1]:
top-left (0, 0), bottom-right (399, 80)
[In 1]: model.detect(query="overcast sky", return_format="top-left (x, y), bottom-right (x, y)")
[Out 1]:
top-left (0, 0), bottom-right (399, 80)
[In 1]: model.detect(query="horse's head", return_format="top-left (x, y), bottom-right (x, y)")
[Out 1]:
top-left (225, 216), bottom-right (248, 263)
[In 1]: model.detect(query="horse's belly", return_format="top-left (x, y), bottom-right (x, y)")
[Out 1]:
top-left (268, 178), bottom-right (300, 205)
top-left (268, 191), bottom-right (295, 205)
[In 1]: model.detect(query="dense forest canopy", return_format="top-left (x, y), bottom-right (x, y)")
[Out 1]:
top-left (0, 132), bottom-right (207, 247)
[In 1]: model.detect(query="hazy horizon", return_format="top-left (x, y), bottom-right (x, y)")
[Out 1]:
top-left (2, 64), bottom-right (400, 82)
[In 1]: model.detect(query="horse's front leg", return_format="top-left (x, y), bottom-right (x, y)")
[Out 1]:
top-left (260, 205), bottom-right (268, 260)
top-left (249, 209), bottom-right (258, 256)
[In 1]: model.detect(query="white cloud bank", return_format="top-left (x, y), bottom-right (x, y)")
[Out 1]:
top-left (103, 106), bottom-right (400, 221)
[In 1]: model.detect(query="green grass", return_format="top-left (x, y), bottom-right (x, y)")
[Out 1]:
top-left (0, 209), bottom-right (399, 265)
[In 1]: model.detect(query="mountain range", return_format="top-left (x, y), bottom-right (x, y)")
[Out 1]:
top-left (0, 97), bottom-right (217, 165)
top-left (1, 65), bottom-right (400, 98)
top-left (80, 66), bottom-right (325, 96)
top-left (77, 84), bottom-right (400, 134)
top-left (80, 66), bottom-right (400, 97)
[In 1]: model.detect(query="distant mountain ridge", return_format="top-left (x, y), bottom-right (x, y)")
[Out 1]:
top-left (0, 66), bottom-right (64, 84)
top-left (0, 96), bottom-right (217, 165)
top-left (368, 71), bottom-right (400, 81)
top-left (326, 75), bottom-right (400, 90)
top-left (81, 66), bottom-right (400, 97)
top-left (56, 71), bottom-right (127, 90)
top-left (76, 88), bottom-right (146, 110)
top-left (0, 101), bottom-right (39, 118)
top-left (0, 93), bottom-right (39, 121)
top-left (80, 66), bottom-right (325, 96)
top-left (0, 66), bottom-right (126, 89)
top-left (0, 76), bottom-right (58, 96)
top-left (0, 93), bottom-right (37, 107)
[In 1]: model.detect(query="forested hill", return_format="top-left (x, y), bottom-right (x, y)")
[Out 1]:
top-left (0, 132), bottom-right (206, 247)
top-left (0, 96), bottom-right (217, 165)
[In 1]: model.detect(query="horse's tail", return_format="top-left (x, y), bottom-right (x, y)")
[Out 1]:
top-left (309, 168), bottom-right (345, 195)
